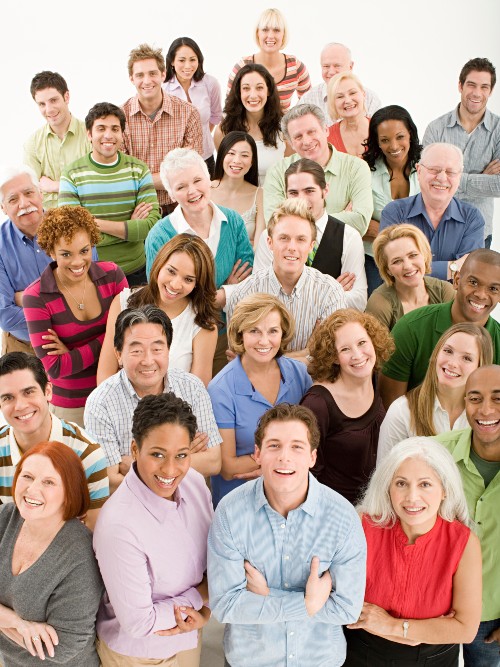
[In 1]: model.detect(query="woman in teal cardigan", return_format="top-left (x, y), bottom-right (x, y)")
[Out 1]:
top-left (145, 148), bottom-right (254, 374)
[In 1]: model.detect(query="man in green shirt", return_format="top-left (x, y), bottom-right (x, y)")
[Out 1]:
top-left (24, 71), bottom-right (90, 209)
top-left (263, 103), bottom-right (373, 235)
top-left (380, 249), bottom-right (500, 408)
top-left (434, 365), bottom-right (500, 666)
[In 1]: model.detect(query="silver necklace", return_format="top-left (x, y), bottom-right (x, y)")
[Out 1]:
top-left (59, 272), bottom-right (88, 310)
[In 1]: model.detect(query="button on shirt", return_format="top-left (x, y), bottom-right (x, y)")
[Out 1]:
top-left (434, 428), bottom-right (500, 621)
top-left (423, 107), bottom-right (500, 239)
top-left (94, 464), bottom-right (213, 659)
top-left (380, 193), bottom-right (485, 280)
top-left (208, 474), bottom-right (366, 667)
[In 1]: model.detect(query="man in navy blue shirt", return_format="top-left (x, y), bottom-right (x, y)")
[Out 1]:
top-left (380, 143), bottom-right (485, 281)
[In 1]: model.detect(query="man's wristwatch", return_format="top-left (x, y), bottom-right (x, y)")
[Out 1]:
top-left (449, 261), bottom-right (459, 280)
top-left (402, 620), bottom-right (410, 638)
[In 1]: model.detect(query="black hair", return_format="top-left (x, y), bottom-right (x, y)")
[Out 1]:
top-left (213, 131), bottom-right (259, 186)
top-left (0, 352), bottom-right (49, 392)
top-left (165, 37), bottom-right (205, 82)
top-left (85, 102), bottom-right (126, 132)
top-left (114, 305), bottom-right (173, 352)
top-left (132, 392), bottom-right (197, 447)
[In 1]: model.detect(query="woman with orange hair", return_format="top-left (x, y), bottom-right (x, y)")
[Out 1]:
top-left (0, 441), bottom-right (102, 666)
top-left (301, 309), bottom-right (394, 504)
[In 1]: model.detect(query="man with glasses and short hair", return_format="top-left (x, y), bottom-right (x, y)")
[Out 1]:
top-left (380, 143), bottom-right (485, 281)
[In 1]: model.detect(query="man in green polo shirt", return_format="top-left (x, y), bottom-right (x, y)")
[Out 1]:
top-left (434, 365), bottom-right (500, 666)
top-left (380, 249), bottom-right (500, 408)
top-left (24, 71), bottom-right (90, 209)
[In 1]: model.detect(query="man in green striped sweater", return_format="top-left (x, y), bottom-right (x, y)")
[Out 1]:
top-left (59, 102), bottom-right (160, 285)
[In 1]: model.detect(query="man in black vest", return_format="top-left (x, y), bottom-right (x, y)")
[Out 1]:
top-left (254, 158), bottom-right (367, 310)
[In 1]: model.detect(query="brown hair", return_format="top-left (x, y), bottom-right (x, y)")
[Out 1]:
top-left (128, 43), bottom-right (165, 77)
top-left (254, 403), bottom-right (320, 451)
top-left (128, 234), bottom-right (219, 331)
top-left (12, 441), bottom-right (90, 521)
top-left (285, 158), bottom-right (327, 190)
top-left (36, 206), bottom-right (101, 254)
top-left (227, 294), bottom-right (294, 356)
top-left (267, 198), bottom-right (316, 241)
top-left (373, 224), bottom-right (432, 286)
top-left (407, 323), bottom-right (493, 436)
top-left (308, 308), bottom-right (394, 382)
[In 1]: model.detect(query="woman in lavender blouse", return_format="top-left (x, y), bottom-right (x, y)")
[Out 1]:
top-left (93, 393), bottom-right (213, 666)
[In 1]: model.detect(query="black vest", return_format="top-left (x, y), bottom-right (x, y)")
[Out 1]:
top-left (312, 216), bottom-right (345, 278)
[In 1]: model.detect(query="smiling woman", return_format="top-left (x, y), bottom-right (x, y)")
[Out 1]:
top-left (22, 206), bottom-right (127, 426)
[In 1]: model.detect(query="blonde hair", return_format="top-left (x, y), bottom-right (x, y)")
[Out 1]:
top-left (407, 323), bottom-right (493, 436)
top-left (128, 43), bottom-right (165, 77)
top-left (255, 8), bottom-right (288, 49)
top-left (327, 72), bottom-right (366, 121)
top-left (228, 294), bottom-right (294, 357)
top-left (373, 224), bottom-right (433, 286)
top-left (267, 198), bottom-right (316, 241)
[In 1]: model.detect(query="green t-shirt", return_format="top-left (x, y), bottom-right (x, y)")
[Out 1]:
top-left (470, 447), bottom-right (500, 487)
top-left (382, 301), bottom-right (500, 390)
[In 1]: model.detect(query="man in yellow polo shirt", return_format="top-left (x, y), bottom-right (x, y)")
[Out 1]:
top-left (23, 71), bottom-right (89, 209)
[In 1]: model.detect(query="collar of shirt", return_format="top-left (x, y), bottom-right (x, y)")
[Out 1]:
top-left (164, 77), bottom-right (202, 94)
top-left (169, 200), bottom-right (226, 236)
top-left (410, 194), bottom-right (465, 226)
top-left (446, 427), bottom-right (478, 472)
top-left (232, 355), bottom-right (293, 397)
top-left (268, 263), bottom-right (308, 297)
top-left (124, 462), bottom-right (185, 521)
top-left (375, 157), bottom-right (417, 180)
top-left (316, 211), bottom-right (328, 241)
top-left (44, 114), bottom-right (78, 138)
top-left (253, 472), bottom-right (320, 516)
top-left (324, 144), bottom-right (342, 176)
top-left (450, 105), bottom-right (495, 133)
top-left (38, 260), bottom-right (107, 294)
top-left (129, 90), bottom-right (178, 120)
top-left (119, 368), bottom-right (170, 400)
top-left (7, 218), bottom-right (39, 246)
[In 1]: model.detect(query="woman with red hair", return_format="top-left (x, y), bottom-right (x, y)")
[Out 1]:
top-left (0, 441), bottom-right (102, 666)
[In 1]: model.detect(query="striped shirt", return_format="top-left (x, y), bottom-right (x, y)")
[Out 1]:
top-left (23, 261), bottom-right (127, 408)
top-left (121, 92), bottom-right (203, 207)
top-left (59, 152), bottom-right (160, 274)
top-left (227, 54), bottom-right (311, 112)
top-left (423, 106), bottom-right (500, 239)
top-left (300, 83), bottom-right (382, 127)
top-left (226, 265), bottom-right (347, 351)
top-left (84, 368), bottom-right (222, 466)
top-left (0, 415), bottom-right (109, 508)
top-left (207, 474), bottom-right (366, 667)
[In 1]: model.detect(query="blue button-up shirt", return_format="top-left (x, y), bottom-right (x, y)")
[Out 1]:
top-left (208, 474), bottom-right (366, 667)
top-left (379, 193), bottom-right (484, 280)
top-left (0, 219), bottom-right (99, 341)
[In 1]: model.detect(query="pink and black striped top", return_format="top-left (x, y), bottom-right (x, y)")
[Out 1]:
top-left (23, 261), bottom-right (127, 408)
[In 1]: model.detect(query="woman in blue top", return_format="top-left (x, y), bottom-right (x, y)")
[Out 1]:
top-left (208, 294), bottom-right (312, 507)
top-left (145, 148), bottom-right (254, 374)
top-left (363, 105), bottom-right (422, 295)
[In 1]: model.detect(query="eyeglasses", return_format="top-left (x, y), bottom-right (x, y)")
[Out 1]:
top-left (419, 163), bottom-right (462, 177)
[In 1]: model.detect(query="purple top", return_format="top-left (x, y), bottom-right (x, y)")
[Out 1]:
top-left (163, 74), bottom-right (222, 159)
top-left (93, 464), bottom-right (213, 659)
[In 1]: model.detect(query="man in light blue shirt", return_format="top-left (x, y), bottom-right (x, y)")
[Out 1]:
top-left (208, 403), bottom-right (366, 667)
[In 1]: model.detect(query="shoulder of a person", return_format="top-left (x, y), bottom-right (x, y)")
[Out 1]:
top-left (169, 366), bottom-right (205, 391)
top-left (209, 358), bottom-right (239, 389)
top-left (396, 301), bottom-right (444, 327)
top-left (0, 502), bottom-right (18, 526)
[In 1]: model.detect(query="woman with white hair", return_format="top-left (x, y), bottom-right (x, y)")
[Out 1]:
top-left (327, 72), bottom-right (370, 158)
top-left (226, 7), bottom-right (311, 112)
top-left (145, 148), bottom-right (254, 373)
top-left (344, 437), bottom-right (482, 666)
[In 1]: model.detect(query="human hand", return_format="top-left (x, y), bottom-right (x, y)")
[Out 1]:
top-left (245, 561), bottom-right (269, 596)
top-left (362, 218), bottom-right (380, 242)
top-left (304, 556), bottom-right (332, 617)
top-left (41, 329), bottom-right (69, 355)
top-left (191, 432), bottom-right (209, 454)
top-left (482, 159), bottom-right (500, 175)
top-left (14, 619), bottom-right (58, 659)
top-left (14, 291), bottom-right (24, 307)
top-left (225, 349), bottom-right (237, 362)
top-left (131, 202), bottom-right (153, 219)
top-left (233, 468), bottom-right (262, 480)
top-left (336, 272), bottom-right (356, 291)
top-left (154, 605), bottom-right (211, 636)
top-left (344, 201), bottom-right (353, 212)
top-left (226, 259), bottom-right (252, 285)
top-left (39, 176), bottom-right (60, 193)
top-left (347, 602), bottom-right (397, 636)
top-left (0, 627), bottom-right (25, 648)
top-left (485, 625), bottom-right (500, 645)
top-left (118, 455), bottom-right (133, 476)
top-left (196, 575), bottom-right (209, 604)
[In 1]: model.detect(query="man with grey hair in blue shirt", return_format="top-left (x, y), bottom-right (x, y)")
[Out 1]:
top-left (424, 57), bottom-right (500, 249)
top-left (208, 402), bottom-right (366, 667)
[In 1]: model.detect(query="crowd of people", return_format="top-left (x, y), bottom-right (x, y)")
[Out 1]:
top-left (0, 6), bottom-right (499, 667)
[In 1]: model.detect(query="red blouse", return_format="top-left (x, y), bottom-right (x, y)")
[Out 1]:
top-left (362, 515), bottom-right (470, 619)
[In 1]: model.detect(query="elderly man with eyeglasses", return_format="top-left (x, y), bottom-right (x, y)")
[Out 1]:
top-left (379, 142), bottom-right (485, 281)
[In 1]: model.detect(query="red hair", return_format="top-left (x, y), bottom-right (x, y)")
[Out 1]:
top-left (12, 441), bottom-right (90, 520)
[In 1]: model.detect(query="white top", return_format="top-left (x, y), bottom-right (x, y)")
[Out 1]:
top-left (119, 289), bottom-right (201, 373)
top-left (300, 82), bottom-right (382, 126)
top-left (168, 201), bottom-right (224, 257)
top-left (253, 211), bottom-right (367, 310)
top-left (377, 394), bottom-right (470, 465)
top-left (240, 188), bottom-right (259, 242)
top-left (255, 138), bottom-right (286, 185)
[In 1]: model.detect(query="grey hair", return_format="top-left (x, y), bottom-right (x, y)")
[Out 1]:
top-left (281, 104), bottom-right (327, 142)
top-left (420, 143), bottom-right (464, 170)
top-left (159, 148), bottom-right (209, 197)
top-left (0, 165), bottom-right (40, 205)
top-left (321, 42), bottom-right (353, 62)
top-left (358, 437), bottom-right (471, 528)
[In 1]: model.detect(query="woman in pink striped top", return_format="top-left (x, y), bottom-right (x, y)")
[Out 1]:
top-left (23, 206), bottom-right (127, 426)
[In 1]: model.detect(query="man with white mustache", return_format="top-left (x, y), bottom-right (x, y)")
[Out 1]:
top-left (380, 143), bottom-right (485, 281)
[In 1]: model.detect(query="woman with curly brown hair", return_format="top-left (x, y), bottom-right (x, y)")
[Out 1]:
top-left (97, 233), bottom-right (219, 387)
top-left (23, 206), bottom-right (127, 426)
top-left (300, 308), bottom-right (394, 504)
top-left (215, 63), bottom-right (292, 184)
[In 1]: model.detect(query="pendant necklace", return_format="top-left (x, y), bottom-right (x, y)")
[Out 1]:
top-left (59, 272), bottom-right (87, 310)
